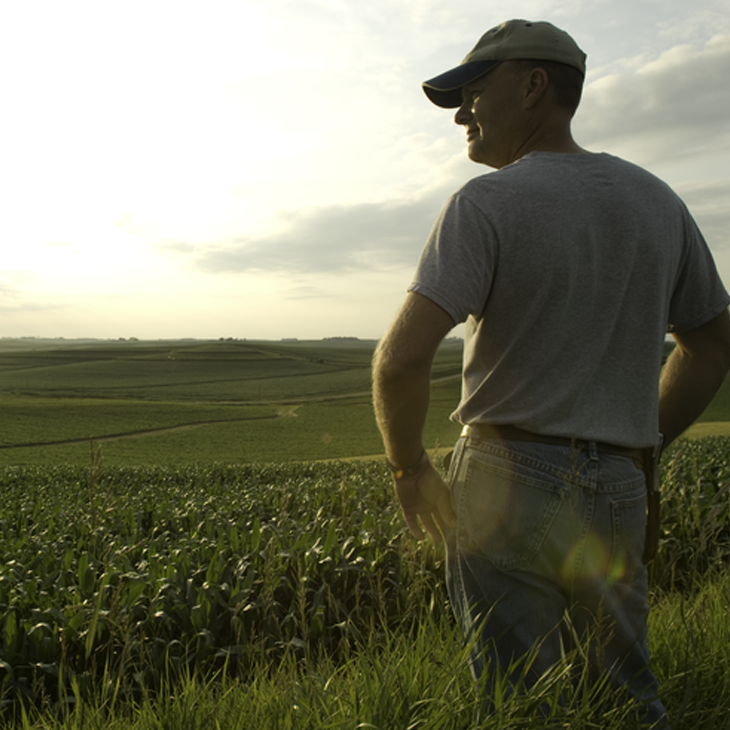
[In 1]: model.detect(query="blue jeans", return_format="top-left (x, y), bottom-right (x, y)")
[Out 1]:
top-left (445, 433), bottom-right (668, 726)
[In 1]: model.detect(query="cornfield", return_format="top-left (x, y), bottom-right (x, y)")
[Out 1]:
top-left (1, 437), bottom-right (728, 718)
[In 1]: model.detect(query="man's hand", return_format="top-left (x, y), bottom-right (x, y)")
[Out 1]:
top-left (393, 459), bottom-right (457, 542)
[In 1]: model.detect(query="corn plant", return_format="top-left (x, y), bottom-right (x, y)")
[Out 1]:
top-left (1, 436), bottom-right (729, 719)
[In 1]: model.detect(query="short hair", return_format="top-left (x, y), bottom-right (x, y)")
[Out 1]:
top-left (512, 59), bottom-right (584, 116)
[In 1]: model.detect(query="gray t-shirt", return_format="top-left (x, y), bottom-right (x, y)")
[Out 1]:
top-left (410, 152), bottom-right (730, 448)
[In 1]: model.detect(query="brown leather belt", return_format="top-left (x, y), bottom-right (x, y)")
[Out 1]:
top-left (462, 423), bottom-right (644, 465)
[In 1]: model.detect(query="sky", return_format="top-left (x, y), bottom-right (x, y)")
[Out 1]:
top-left (1, 0), bottom-right (729, 340)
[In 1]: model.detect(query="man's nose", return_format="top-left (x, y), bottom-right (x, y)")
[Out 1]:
top-left (454, 100), bottom-right (472, 126)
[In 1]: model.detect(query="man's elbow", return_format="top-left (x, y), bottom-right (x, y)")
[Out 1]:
top-left (373, 344), bottom-right (411, 384)
top-left (372, 339), bottom-right (430, 386)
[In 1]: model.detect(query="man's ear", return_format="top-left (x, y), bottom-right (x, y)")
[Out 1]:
top-left (522, 67), bottom-right (550, 109)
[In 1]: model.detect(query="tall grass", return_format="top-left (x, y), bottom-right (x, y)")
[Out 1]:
top-left (7, 575), bottom-right (730, 729)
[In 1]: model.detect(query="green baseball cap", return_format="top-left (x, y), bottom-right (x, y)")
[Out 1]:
top-left (423, 19), bottom-right (587, 108)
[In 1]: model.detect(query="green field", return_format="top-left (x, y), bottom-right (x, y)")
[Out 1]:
top-left (2, 338), bottom-right (730, 727)
top-left (0, 338), bottom-right (464, 467)
top-left (1, 440), bottom-right (730, 728)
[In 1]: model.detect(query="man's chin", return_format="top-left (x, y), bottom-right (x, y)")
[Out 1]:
top-left (466, 140), bottom-right (491, 164)
top-left (467, 148), bottom-right (484, 164)
top-left (467, 147), bottom-right (498, 168)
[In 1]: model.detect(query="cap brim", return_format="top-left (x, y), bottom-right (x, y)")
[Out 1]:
top-left (422, 60), bottom-right (500, 108)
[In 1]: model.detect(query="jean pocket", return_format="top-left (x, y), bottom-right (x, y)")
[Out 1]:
top-left (610, 490), bottom-right (647, 581)
top-left (455, 453), bottom-right (568, 571)
top-left (446, 437), bottom-right (467, 485)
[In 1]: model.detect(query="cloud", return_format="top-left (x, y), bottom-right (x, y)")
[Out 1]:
top-left (0, 284), bottom-right (19, 312)
top-left (182, 191), bottom-right (447, 275)
top-left (0, 282), bottom-right (61, 314)
top-left (677, 180), bottom-right (730, 250)
top-left (283, 285), bottom-right (331, 301)
top-left (576, 33), bottom-right (730, 162)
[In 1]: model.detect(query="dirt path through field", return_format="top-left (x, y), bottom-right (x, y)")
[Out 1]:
top-left (4, 375), bottom-right (463, 450)
top-left (1, 414), bottom-right (285, 450)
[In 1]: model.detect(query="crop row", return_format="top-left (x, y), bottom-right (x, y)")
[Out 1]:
top-left (1, 438), bottom-right (729, 715)
top-left (650, 436), bottom-right (730, 590)
top-left (0, 339), bottom-right (463, 404)
top-left (0, 459), bottom-right (445, 714)
top-left (0, 382), bottom-right (463, 468)
top-left (0, 396), bottom-right (278, 449)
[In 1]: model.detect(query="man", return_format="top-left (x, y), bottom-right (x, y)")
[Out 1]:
top-left (372, 19), bottom-right (730, 725)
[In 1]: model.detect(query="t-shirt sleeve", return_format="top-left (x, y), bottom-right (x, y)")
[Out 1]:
top-left (667, 205), bottom-right (730, 333)
top-left (407, 191), bottom-right (496, 325)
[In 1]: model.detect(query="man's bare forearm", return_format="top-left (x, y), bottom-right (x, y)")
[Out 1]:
top-left (372, 293), bottom-right (459, 542)
top-left (658, 311), bottom-right (730, 447)
top-left (658, 347), bottom-right (729, 446)
top-left (372, 292), bottom-right (456, 468)
top-left (372, 342), bottom-right (432, 469)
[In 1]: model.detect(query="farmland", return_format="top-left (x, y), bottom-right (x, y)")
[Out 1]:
top-left (1, 440), bottom-right (730, 728)
top-left (2, 337), bottom-right (730, 727)
top-left (0, 338), bottom-right (464, 467)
